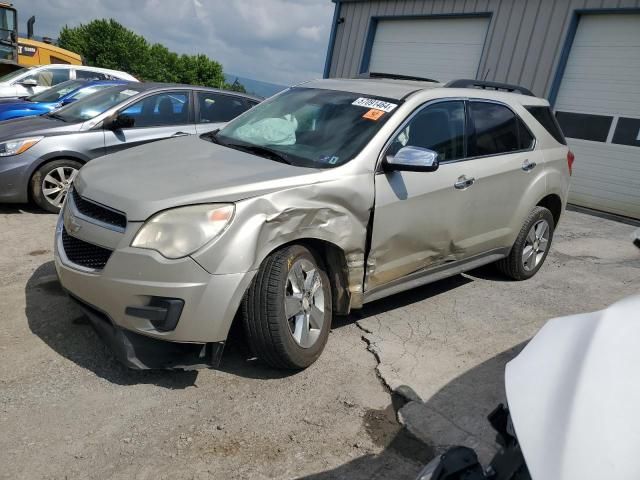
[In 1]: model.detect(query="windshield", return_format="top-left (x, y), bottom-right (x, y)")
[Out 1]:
top-left (0, 67), bottom-right (28, 83)
top-left (27, 80), bottom-right (86, 103)
top-left (67, 83), bottom-right (122, 101)
top-left (49, 85), bottom-right (141, 123)
top-left (216, 87), bottom-right (400, 168)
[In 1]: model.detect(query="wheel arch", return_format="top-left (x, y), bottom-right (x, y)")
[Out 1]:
top-left (257, 237), bottom-right (352, 316)
top-left (27, 153), bottom-right (88, 201)
top-left (536, 193), bottom-right (563, 228)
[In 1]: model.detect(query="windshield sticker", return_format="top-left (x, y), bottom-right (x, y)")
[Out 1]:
top-left (352, 97), bottom-right (398, 112)
top-left (320, 155), bottom-right (340, 165)
top-left (120, 89), bottom-right (139, 97)
top-left (363, 108), bottom-right (386, 121)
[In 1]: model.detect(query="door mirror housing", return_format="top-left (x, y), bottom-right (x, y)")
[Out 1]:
top-left (18, 78), bottom-right (38, 87)
top-left (384, 146), bottom-right (439, 172)
top-left (103, 113), bottom-right (135, 130)
top-left (59, 97), bottom-right (77, 107)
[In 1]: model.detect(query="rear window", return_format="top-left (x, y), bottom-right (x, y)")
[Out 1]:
top-left (467, 102), bottom-right (533, 157)
top-left (525, 106), bottom-right (567, 144)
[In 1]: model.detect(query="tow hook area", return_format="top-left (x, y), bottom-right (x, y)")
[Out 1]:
top-left (416, 405), bottom-right (531, 480)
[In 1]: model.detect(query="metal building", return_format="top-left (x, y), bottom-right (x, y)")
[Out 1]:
top-left (324, 0), bottom-right (640, 220)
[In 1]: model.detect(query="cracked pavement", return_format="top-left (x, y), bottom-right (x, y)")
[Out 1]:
top-left (1, 205), bottom-right (638, 479)
top-left (354, 210), bottom-right (640, 463)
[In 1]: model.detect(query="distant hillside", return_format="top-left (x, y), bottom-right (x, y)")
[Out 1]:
top-left (224, 74), bottom-right (287, 98)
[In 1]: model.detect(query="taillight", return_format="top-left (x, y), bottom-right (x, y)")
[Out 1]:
top-left (567, 150), bottom-right (575, 176)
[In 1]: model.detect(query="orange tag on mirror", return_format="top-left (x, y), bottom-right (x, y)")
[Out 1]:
top-left (363, 108), bottom-right (385, 121)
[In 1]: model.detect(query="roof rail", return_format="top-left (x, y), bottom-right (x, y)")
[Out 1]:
top-left (358, 72), bottom-right (440, 84)
top-left (445, 79), bottom-right (535, 97)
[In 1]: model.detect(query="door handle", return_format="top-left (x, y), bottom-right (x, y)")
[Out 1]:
top-left (171, 131), bottom-right (190, 137)
top-left (454, 175), bottom-right (475, 190)
top-left (522, 159), bottom-right (537, 172)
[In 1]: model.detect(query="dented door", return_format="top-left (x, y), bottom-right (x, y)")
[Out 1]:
top-left (366, 161), bottom-right (476, 291)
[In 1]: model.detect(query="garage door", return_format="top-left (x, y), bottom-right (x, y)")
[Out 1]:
top-left (554, 14), bottom-right (640, 219)
top-left (367, 17), bottom-right (490, 83)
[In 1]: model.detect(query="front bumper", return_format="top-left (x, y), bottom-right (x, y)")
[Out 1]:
top-left (0, 150), bottom-right (38, 203)
top-left (54, 214), bottom-right (256, 369)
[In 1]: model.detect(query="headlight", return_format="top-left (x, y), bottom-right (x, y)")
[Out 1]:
top-left (131, 204), bottom-right (235, 259)
top-left (0, 136), bottom-right (44, 157)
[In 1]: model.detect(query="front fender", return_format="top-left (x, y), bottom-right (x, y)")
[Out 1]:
top-left (190, 173), bottom-right (375, 303)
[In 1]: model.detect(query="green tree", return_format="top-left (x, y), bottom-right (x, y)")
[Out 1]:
top-left (59, 19), bottom-right (245, 92)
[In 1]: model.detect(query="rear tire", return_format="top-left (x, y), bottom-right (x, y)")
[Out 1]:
top-left (242, 245), bottom-right (332, 369)
top-left (31, 159), bottom-right (82, 213)
top-left (497, 207), bottom-right (554, 280)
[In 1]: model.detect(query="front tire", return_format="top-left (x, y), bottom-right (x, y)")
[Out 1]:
top-left (31, 159), bottom-right (82, 213)
top-left (497, 207), bottom-right (555, 280)
top-left (242, 245), bottom-right (332, 369)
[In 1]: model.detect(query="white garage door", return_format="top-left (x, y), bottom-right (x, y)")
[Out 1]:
top-left (368, 17), bottom-right (490, 83)
top-left (555, 14), bottom-right (640, 219)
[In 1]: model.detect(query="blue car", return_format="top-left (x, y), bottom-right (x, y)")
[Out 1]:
top-left (0, 79), bottom-right (129, 121)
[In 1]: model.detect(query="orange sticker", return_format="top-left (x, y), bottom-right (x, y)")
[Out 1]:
top-left (363, 108), bottom-right (385, 121)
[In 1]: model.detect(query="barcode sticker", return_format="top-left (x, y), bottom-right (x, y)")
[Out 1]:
top-left (352, 97), bottom-right (398, 112)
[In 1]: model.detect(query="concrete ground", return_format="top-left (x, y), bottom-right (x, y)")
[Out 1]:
top-left (1, 205), bottom-right (638, 479)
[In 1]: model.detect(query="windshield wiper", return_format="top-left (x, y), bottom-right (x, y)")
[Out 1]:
top-left (226, 143), bottom-right (293, 165)
top-left (46, 112), bottom-right (67, 122)
top-left (203, 128), bottom-right (223, 145)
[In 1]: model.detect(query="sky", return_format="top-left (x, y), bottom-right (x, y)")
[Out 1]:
top-left (11, 0), bottom-right (335, 86)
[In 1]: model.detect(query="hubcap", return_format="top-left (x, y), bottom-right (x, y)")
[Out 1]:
top-left (42, 166), bottom-right (78, 208)
top-left (522, 219), bottom-right (550, 272)
top-left (285, 258), bottom-right (325, 348)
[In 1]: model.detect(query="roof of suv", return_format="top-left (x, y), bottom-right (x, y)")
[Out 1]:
top-left (301, 77), bottom-right (549, 106)
top-left (303, 78), bottom-right (441, 100)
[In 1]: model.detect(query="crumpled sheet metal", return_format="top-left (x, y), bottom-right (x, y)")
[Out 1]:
top-left (191, 174), bottom-right (374, 309)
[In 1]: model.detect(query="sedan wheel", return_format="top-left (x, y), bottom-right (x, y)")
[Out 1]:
top-left (31, 159), bottom-right (83, 213)
top-left (42, 166), bottom-right (78, 209)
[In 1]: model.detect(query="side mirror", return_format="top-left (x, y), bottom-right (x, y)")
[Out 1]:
top-left (19, 78), bottom-right (38, 87)
top-left (103, 113), bottom-right (135, 130)
top-left (60, 97), bottom-right (77, 107)
top-left (384, 146), bottom-right (439, 172)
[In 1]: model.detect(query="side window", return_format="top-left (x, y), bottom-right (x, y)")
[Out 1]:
top-left (76, 70), bottom-right (107, 81)
top-left (120, 91), bottom-right (190, 128)
top-left (389, 101), bottom-right (465, 162)
top-left (468, 102), bottom-right (525, 157)
top-left (23, 68), bottom-right (70, 87)
top-left (518, 118), bottom-right (535, 150)
top-left (196, 92), bottom-right (250, 123)
top-left (525, 106), bottom-right (566, 145)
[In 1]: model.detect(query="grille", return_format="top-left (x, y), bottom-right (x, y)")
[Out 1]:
top-left (71, 189), bottom-right (126, 230)
top-left (61, 227), bottom-right (113, 270)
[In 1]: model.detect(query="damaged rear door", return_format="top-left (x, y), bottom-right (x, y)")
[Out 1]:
top-left (365, 100), bottom-right (476, 292)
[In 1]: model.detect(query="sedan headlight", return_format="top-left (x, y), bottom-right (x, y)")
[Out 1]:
top-left (131, 204), bottom-right (235, 259)
top-left (0, 136), bottom-right (44, 157)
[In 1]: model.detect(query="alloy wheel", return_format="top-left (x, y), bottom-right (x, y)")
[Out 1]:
top-left (284, 258), bottom-right (325, 348)
top-left (42, 166), bottom-right (78, 208)
top-left (522, 219), bottom-right (550, 271)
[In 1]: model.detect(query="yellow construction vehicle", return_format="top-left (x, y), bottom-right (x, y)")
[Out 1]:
top-left (0, 3), bottom-right (81, 75)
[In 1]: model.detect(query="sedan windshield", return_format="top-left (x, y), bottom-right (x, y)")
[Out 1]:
top-left (48, 85), bottom-right (140, 123)
top-left (27, 79), bottom-right (86, 103)
top-left (0, 67), bottom-right (29, 83)
top-left (215, 87), bottom-right (400, 168)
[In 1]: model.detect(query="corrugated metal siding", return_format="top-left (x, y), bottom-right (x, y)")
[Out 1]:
top-left (327, 0), bottom-right (640, 98)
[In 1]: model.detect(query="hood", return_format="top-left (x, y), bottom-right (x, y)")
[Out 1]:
top-left (505, 295), bottom-right (640, 480)
top-left (0, 115), bottom-right (79, 140)
top-left (0, 99), bottom-right (51, 114)
top-left (75, 135), bottom-right (324, 221)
